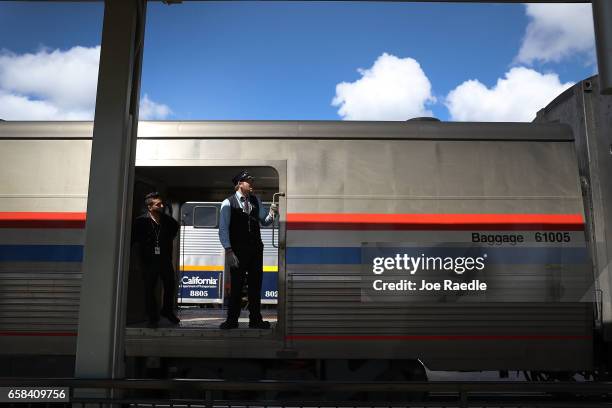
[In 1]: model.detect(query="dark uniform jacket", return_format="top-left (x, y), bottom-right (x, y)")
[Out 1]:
top-left (132, 213), bottom-right (179, 266)
top-left (228, 194), bottom-right (263, 251)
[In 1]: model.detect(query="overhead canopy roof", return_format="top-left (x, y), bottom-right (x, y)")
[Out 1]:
top-left (19, 1), bottom-right (592, 3)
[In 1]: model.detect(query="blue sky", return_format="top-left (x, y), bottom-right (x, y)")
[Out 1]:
top-left (0, 2), bottom-right (597, 121)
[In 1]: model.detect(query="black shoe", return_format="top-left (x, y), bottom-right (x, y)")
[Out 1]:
top-left (146, 320), bottom-right (159, 329)
top-left (249, 320), bottom-right (271, 329)
top-left (220, 321), bottom-right (239, 330)
top-left (161, 310), bottom-right (180, 325)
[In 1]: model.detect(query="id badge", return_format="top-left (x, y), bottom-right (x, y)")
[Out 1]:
top-left (154, 246), bottom-right (161, 255)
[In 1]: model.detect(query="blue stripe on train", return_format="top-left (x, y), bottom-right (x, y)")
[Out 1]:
top-left (287, 247), bottom-right (362, 264)
top-left (286, 246), bottom-right (589, 265)
top-left (0, 244), bottom-right (589, 265)
top-left (0, 245), bottom-right (83, 262)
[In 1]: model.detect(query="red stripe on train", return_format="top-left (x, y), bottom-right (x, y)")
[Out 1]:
top-left (0, 212), bottom-right (585, 231)
top-left (286, 213), bottom-right (585, 231)
top-left (0, 212), bottom-right (86, 229)
top-left (286, 334), bottom-right (591, 341)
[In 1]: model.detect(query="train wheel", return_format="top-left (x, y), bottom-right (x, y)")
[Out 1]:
top-left (264, 360), bottom-right (318, 401)
top-left (366, 360), bottom-right (428, 402)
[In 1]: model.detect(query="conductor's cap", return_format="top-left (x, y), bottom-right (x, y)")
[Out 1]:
top-left (232, 170), bottom-right (254, 185)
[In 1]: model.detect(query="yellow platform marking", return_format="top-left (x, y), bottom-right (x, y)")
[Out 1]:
top-left (180, 265), bottom-right (278, 272)
top-left (180, 265), bottom-right (222, 271)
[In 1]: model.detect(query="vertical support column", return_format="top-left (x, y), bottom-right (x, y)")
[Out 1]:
top-left (593, 0), bottom-right (612, 94)
top-left (75, 0), bottom-right (147, 379)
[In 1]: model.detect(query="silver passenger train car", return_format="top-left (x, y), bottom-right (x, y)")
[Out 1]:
top-left (178, 201), bottom-right (278, 306)
top-left (0, 76), bottom-right (610, 380)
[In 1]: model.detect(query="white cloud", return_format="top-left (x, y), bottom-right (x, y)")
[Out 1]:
top-left (332, 52), bottom-right (436, 121)
top-left (0, 46), bottom-right (171, 121)
top-left (0, 46), bottom-right (100, 120)
top-left (516, 4), bottom-right (595, 65)
top-left (139, 94), bottom-right (172, 120)
top-left (0, 90), bottom-right (91, 121)
top-left (445, 67), bottom-right (574, 122)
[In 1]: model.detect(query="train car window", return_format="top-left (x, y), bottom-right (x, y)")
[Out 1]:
top-left (262, 204), bottom-right (273, 229)
top-left (193, 206), bottom-right (218, 228)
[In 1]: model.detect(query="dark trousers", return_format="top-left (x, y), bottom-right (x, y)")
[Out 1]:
top-left (226, 245), bottom-right (264, 324)
top-left (143, 260), bottom-right (176, 322)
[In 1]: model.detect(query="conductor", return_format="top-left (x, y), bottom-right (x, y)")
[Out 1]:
top-left (219, 170), bottom-right (277, 329)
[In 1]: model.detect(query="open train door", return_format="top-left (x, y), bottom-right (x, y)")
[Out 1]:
top-left (133, 162), bottom-right (287, 334)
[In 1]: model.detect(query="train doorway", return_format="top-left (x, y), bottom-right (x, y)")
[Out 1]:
top-left (127, 165), bottom-right (284, 335)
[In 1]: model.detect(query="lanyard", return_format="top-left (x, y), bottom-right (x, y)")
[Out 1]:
top-left (150, 215), bottom-right (161, 252)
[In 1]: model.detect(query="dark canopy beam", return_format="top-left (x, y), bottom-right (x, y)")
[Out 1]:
top-left (75, 0), bottom-right (146, 381)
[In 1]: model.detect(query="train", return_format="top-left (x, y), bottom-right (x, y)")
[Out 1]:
top-left (0, 75), bottom-right (610, 383)
top-left (178, 201), bottom-right (278, 306)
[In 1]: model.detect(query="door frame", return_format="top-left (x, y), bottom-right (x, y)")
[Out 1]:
top-left (135, 158), bottom-right (288, 340)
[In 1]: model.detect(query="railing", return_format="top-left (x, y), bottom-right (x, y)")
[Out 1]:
top-left (1, 378), bottom-right (612, 407)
